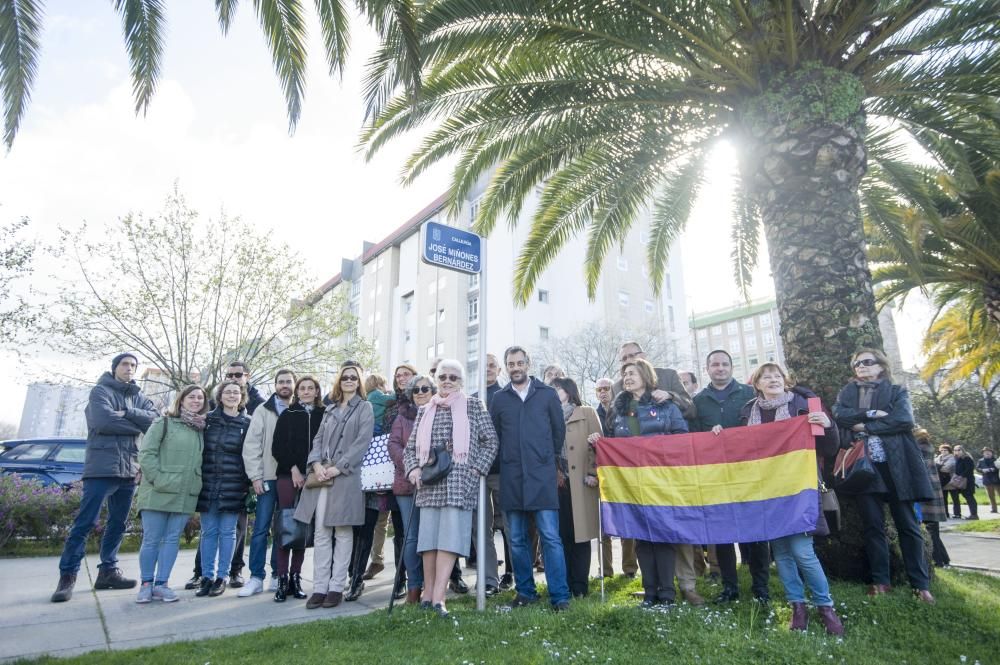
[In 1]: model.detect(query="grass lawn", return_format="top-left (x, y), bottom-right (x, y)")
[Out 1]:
top-left (18, 568), bottom-right (998, 665)
top-left (953, 519), bottom-right (1000, 534)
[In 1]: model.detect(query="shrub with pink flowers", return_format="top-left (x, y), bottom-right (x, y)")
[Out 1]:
top-left (0, 475), bottom-right (85, 549)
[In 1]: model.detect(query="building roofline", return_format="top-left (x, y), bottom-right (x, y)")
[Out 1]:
top-left (690, 298), bottom-right (776, 328)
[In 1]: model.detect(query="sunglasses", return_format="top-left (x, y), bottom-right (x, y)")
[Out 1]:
top-left (852, 359), bottom-right (879, 368)
top-left (225, 372), bottom-right (245, 379)
top-left (414, 385), bottom-right (433, 394)
top-left (438, 374), bottom-right (461, 383)
top-left (341, 375), bottom-right (359, 382)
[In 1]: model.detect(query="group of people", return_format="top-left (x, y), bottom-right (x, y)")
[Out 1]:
top-left (934, 443), bottom-right (998, 520)
top-left (49, 339), bottom-right (965, 635)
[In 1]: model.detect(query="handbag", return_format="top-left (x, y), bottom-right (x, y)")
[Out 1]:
top-left (820, 480), bottom-right (841, 531)
top-left (360, 433), bottom-right (395, 492)
top-left (421, 444), bottom-right (452, 485)
top-left (833, 439), bottom-right (877, 493)
top-left (304, 463), bottom-right (335, 489)
top-left (278, 492), bottom-right (314, 549)
top-left (943, 475), bottom-right (968, 491)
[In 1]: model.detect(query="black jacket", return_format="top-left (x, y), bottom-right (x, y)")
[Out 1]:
top-left (474, 382), bottom-right (503, 474)
top-left (955, 455), bottom-right (975, 482)
top-left (272, 403), bottom-right (325, 476)
top-left (197, 407), bottom-right (251, 513)
top-left (83, 372), bottom-right (158, 479)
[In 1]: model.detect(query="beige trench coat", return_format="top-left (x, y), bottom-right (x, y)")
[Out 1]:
top-left (294, 395), bottom-right (374, 528)
top-left (565, 405), bottom-right (602, 542)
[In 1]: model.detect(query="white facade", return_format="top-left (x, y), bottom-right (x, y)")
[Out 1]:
top-left (17, 383), bottom-right (91, 439)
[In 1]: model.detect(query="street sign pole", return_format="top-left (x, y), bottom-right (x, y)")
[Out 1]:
top-left (475, 241), bottom-right (487, 611)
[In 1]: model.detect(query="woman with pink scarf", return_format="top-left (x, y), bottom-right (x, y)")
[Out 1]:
top-left (403, 359), bottom-right (498, 617)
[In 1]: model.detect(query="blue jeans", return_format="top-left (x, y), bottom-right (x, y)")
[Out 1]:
top-left (771, 533), bottom-right (832, 606)
top-left (139, 510), bottom-right (190, 584)
top-left (59, 477), bottom-right (136, 575)
top-left (396, 495), bottom-right (423, 590)
top-left (200, 510), bottom-right (239, 580)
top-left (506, 509), bottom-right (570, 605)
top-left (249, 481), bottom-right (278, 581)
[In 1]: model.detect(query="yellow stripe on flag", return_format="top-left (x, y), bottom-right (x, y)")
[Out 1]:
top-left (597, 448), bottom-right (817, 507)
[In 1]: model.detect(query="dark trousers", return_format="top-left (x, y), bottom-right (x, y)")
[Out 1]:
top-left (350, 506), bottom-right (406, 583)
top-left (925, 521), bottom-right (950, 567)
top-left (557, 486), bottom-right (592, 597)
top-left (635, 540), bottom-right (676, 602)
top-left (949, 486), bottom-right (978, 518)
top-left (857, 482), bottom-right (929, 589)
top-left (59, 478), bottom-right (136, 575)
top-left (716, 541), bottom-right (770, 596)
top-left (275, 475), bottom-right (305, 576)
top-left (193, 510), bottom-right (250, 577)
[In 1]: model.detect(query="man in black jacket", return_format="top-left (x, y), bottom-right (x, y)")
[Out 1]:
top-left (52, 353), bottom-right (158, 602)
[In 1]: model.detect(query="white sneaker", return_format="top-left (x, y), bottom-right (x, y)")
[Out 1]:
top-left (237, 576), bottom-right (264, 597)
top-left (268, 576), bottom-right (279, 592)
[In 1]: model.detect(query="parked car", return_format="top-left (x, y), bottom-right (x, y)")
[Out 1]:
top-left (0, 438), bottom-right (87, 486)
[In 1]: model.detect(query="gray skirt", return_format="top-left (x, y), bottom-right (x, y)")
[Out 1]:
top-left (417, 506), bottom-right (474, 556)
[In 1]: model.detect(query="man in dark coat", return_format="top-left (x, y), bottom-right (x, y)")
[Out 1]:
top-left (51, 353), bottom-right (158, 602)
top-left (612, 341), bottom-right (695, 420)
top-left (490, 346), bottom-right (570, 610)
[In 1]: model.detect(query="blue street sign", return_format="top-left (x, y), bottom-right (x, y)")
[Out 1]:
top-left (421, 221), bottom-right (482, 275)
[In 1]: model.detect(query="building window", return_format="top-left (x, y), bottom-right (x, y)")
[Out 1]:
top-left (405, 330), bottom-right (411, 341)
top-left (436, 342), bottom-right (445, 355)
top-left (618, 291), bottom-right (630, 307)
top-left (617, 256), bottom-right (628, 271)
top-left (468, 298), bottom-right (479, 324)
top-left (470, 195), bottom-right (483, 224)
top-left (743, 317), bottom-right (754, 331)
top-left (426, 345), bottom-right (435, 360)
top-left (539, 326), bottom-right (550, 340)
top-left (732, 355), bottom-right (743, 371)
top-left (759, 312), bottom-right (771, 327)
top-left (644, 300), bottom-right (655, 314)
top-left (745, 335), bottom-right (757, 350)
top-left (697, 329), bottom-right (708, 340)
top-left (468, 334), bottom-right (479, 355)
top-left (748, 355), bottom-right (758, 368)
top-left (727, 321), bottom-right (738, 335)
top-left (711, 324), bottom-right (722, 335)
top-left (731, 339), bottom-right (741, 353)
top-left (469, 274), bottom-right (479, 290)
top-left (403, 293), bottom-right (414, 312)
top-left (538, 289), bottom-right (549, 303)
top-left (766, 351), bottom-right (776, 362)
top-left (350, 280), bottom-right (361, 299)
top-left (763, 330), bottom-right (775, 346)
top-left (668, 305), bottom-right (675, 332)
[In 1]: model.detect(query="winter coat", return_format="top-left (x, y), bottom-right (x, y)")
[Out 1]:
top-left (563, 405), bottom-right (602, 542)
top-left (388, 403), bottom-right (417, 496)
top-left (197, 408), bottom-right (251, 513)
top-left (739, 388), bottom-right (839, 536)
top-left (272, 403), bottom-right (324, 476)
top-left (833, 381), bottom-right (934, 502)
top-left (955, 454), bottom-right (975, 483)
top-left (135, 416), bottom-right (203, 515)
top-left (403, 396), bottom-right (498, 510)
top-left (82, 372), bottom-right (158, 479)
top-left (294, 396), bottom-right (374, 528)
top-left (490, 378), bottom-right (567, 512)
top-left (692, 380), bottom-right (756, 432)
top-left (610, 390), bottom-right (689, 438)
top-left (978, 456), bottom-right (1000, 486)
top-left (916, 437), bottom-right (949, 524)
top-left (243, 394), bottom-right (284, 483)
top-left (613, 367), bottom-right (696, 421)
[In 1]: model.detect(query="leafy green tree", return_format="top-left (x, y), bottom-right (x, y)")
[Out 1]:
top-left (0, 0), bottom-right (421, 147)
top-left (911, 375), bottom-right (999, 456)
top-left (42, 188), bottom-right (376, 403)
top-left (0, 217), bottom-right (35, 345)
top-left (363, 0), bottom-right (1000, 404)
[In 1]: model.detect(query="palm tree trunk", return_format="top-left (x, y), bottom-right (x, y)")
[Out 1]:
top-left (740, 118), bottom-right (882, 406)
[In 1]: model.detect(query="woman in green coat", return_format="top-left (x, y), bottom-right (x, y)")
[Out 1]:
top-left (134, 385), bottom-right (207, 603)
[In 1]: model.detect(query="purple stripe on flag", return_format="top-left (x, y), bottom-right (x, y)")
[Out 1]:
top-left (600, 489), bottom-right (819, 545)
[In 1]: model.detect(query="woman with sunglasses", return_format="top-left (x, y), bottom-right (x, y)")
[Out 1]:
top-left (833, 349), bottom-right (935, 604)
top-left (388, 374), bottom-right (435, 603)
top-left (403, 360), bottom-right (498, 617)
top-left (294, 363), bottom-right (374, 609)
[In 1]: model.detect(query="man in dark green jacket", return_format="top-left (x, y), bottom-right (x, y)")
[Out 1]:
top-left (691, 350), bottom-right (768, 603)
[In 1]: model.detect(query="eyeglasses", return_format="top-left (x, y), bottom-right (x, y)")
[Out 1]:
top-left (438, 374), bottom-right (461, 383)
top-left (414, 385), bottom-right (432, 394)
top-left (852, 359), bottom-right (879, 368)
top-left (341, 375), bottom-right (359, 382)
top-left (221, 390), bottom-right (243, 397)
top-left (225, 372), bottom-right (245, 379)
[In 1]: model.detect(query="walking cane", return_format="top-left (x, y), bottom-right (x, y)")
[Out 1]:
top-left (387, 502), bottom-right (418, 615)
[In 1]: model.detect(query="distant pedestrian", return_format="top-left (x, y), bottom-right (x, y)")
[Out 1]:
top-left (950, 445), bottom-right (979, 519)
top-left (543, 365), bottom-right (566, 385)
top-left (51, 353), bottom-right (158, 603)
top-left (934, 444), bottom-right (957, 516)
top-left (677, 370), bottom-right (698, 396)
top-left (977, 448), bottom-right (999, 513)
top-left (134, 385), bottom-right (207, 603)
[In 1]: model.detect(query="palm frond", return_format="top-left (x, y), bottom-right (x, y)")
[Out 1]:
top-left (252, 0), bottom-right (307, 132)
top-left (314, 0), bottom-right (350, 78)
top-left (0, 0), bottom-right (43, 148)
top-left (215, 0), bottom-right (239, 34)
top-left (730, 175), bottom-right (760, 302)
top-left (646, 149), bottom-right (708, 294)
top-left (113, 0), bottom-right (166, 117)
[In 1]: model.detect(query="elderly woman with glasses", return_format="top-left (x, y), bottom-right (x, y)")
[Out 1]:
top-left (833, 348), bottom-right (936, 604)
top-left (403, 359), bottom-right (498, 617)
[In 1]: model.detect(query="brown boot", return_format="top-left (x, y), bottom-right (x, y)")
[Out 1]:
top-left (681, 589), bottom-right (705, 606)
top-left (789, 602), bottom-right (808, 631)
top-left (306, 593), bottom-right (326, 609)
top-left (817, 606), bottom-right (844, 636)
top-left (362, 562), bottom-right (384, 580)
top-left (323, 590), bottom-right (344, 608)
top-left (914, 589), bottom-right (936, 605)
top-left (867, 584), bottom-right (892, 597)
top-left (406, 588), bottom-right (422, 605)
top-left (51, 574), bottom-right (77, 603)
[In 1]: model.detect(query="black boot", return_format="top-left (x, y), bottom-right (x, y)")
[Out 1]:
top-left (289, 572), bottom-right (308, 600)
top-left (345, 576), bottom-right (365, 601)
top-left (51, 573), bottom-right (77, 603)
top-left (94, 566), bottom-right (137, 590)
top-left (393, 575), bottom-right (407, 600)
top-left (274, 575), bottom-right (288, 602)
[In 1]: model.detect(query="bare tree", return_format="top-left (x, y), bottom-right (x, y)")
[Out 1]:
top-left (0, 218), bottom-right (36, 346)
top-left (0, 421), bottom-right (17, 442)
top-left (42, 188), bottom-right (376, 401)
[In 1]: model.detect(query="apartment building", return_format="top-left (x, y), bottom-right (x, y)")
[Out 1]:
top-left (17, 383), bottom-right (90, 439)
top-left (313, 187), bottom-right (690, 389)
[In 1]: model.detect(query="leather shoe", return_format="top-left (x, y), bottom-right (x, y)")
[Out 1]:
top-left (323, 590), bottom-right (344, 608)
top-left (789, 602), bottom-right (808, 631)
top-left (449, 576), bottom-right (470, 594)
top-left (345, 580), bottom-right (365, 601)
top-left (184, 574), bottom-right (201, 591)
top-left (499, 573), bottom-right (513, 590)
top-left (306, 593), bottom-right (325, 609)
top-left (228, 572), bottom-right (245, 588)
top-left (208, 578), bottom-right (226, 597)
top-left (362, 562), bottom-right (384, 580)
top-left (867, 584), bottom-right (892, 597)
top-left (681, 589), bottom-right (706, 606)
top-left (552, 600), bottom-right (570, 612)
top-left (94, 566), bottom-right (137, 590)
top-left (405, 588), bottom-right (422, 605)
top-left (195, 577), bottom-right (213, 597)
top-left (508, 594), bottom-right (539, 608)
top-left (51, 574), bottom-right (77, 603)
top-left (817, 605), bottom-right (844, 635)
top-left (915, 589), bottom-right (936, 605)
top-left (715, 588), bottom-right (739, 603)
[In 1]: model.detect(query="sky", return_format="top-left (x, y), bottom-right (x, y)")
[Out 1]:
top-left (0, 2), bottom-right (929, 427)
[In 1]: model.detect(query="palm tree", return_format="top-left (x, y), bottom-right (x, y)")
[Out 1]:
top-left (0, 0), bottom-right (421, 148)
top-left (363, 0), bottom-right (1000, 402)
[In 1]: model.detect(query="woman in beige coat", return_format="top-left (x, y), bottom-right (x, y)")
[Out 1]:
top-left (551, 378), bottom-right (601, 597)
top-left (294, 364), bottom-right (374, 609)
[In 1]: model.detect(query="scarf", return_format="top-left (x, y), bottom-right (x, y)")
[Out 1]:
top-left (416, 390), bottom-right (470, 466)
top-left (853, 379), bottom-right (882, 410)
top-left (747, 390), bottom-right (794, 426)
top-left (561, 403), bottom-right (575, 423)
top-left (179, 408), bottom-right (206, 431)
